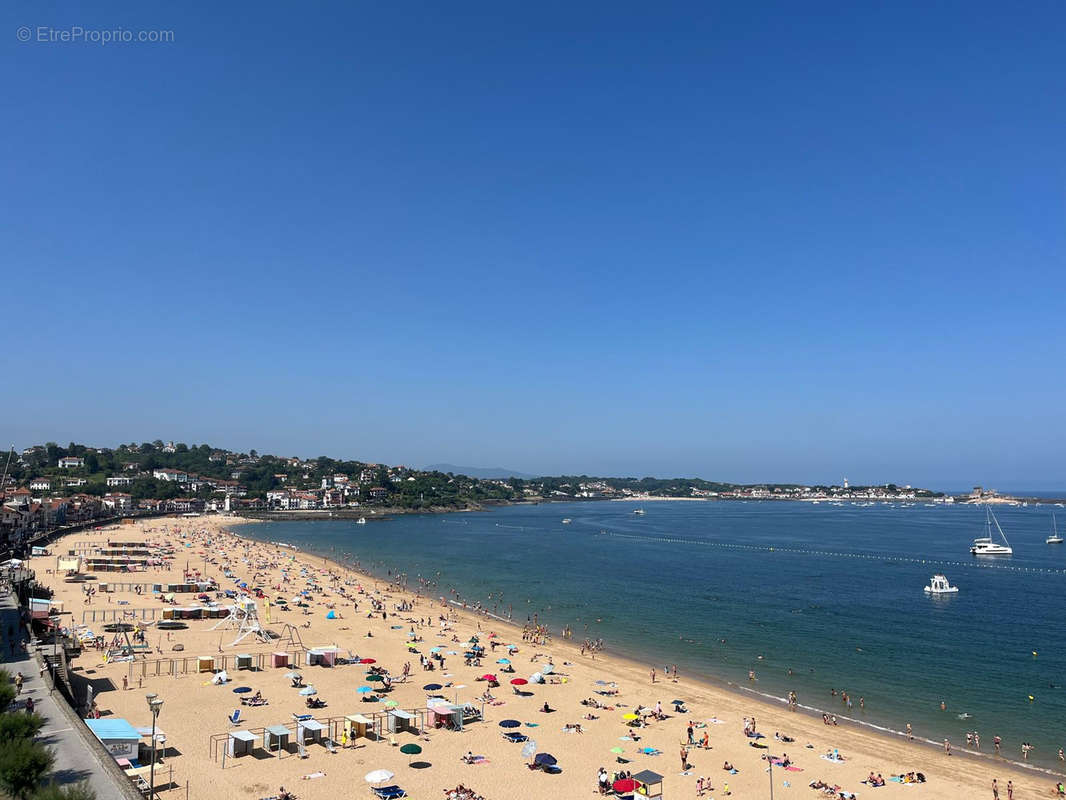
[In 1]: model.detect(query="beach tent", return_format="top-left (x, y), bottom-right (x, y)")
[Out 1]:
top-left (297, 719), bottom-right (325, 745)
top-left (386, 709), bottom-right (415, 734)
top-left (263, 725), bottom-right (290, 753)
top-left (86, 719), bottom-right (140, 761)
top-left (632, 769), bottom-right (665, 799)
top-left (227, 730), bottom-right (255, 757)
top-left (345, 713), bottom-right (374, 741)
top-left (427, 701), bottom-right (462, 731)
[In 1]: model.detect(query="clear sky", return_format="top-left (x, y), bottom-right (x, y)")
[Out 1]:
top-left (3, 1), bottom-right (1064, 489)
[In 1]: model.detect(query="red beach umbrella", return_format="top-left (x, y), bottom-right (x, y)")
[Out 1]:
top-left (510, 678), bottom-right (528, 686)
top-left (480, 674), bottom-right (497, 682)
top-left (613, 778), bottom-right (638, 793)
top-left (360, 658), bottom-right (376, 664)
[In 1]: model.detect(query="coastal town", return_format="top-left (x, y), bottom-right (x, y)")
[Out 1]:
top-left (0, 440), bottom-right (1043, 557)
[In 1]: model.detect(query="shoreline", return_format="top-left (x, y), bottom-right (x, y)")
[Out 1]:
top-left (232, 516), bottom-right (1066, 782)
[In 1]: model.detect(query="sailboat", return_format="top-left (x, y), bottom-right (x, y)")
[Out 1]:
top-left (1048, 514), bottom-right (1064, 545)
top-left (970, 506), bottom-right (1013, 555)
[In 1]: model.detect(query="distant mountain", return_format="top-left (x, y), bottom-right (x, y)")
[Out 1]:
top-left (424, 463), bottom-right (537, 480)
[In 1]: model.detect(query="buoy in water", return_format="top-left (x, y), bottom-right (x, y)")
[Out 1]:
top-left (1028, 695), bottom-right (1035, 702)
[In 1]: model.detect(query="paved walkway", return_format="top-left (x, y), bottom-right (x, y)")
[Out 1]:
top-left (1, 590), bottom-right (133, 799)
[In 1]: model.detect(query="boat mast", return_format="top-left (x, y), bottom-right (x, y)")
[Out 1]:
top-left (989, 506), bottom-right (1010, 547)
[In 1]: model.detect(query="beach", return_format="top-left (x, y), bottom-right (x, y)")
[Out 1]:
top-left (34, 515), bottom-right (1063, 800)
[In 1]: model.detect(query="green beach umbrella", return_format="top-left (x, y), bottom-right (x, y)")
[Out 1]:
top-left (610, 747), bottom-right (624, 754)
top-left (366, 674), bottom-right (385, 682)
top-left (383, 700), bottom-right (398, 708)
top-left (400, 743), bottom-right (422, 763)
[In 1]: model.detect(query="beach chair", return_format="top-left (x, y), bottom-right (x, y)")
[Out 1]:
top-left (292, 713), bottom-right (313, 722)
top-left (502, 732), bottom-right (528, 743)
top-left (324, 737), bottom-right (337, 754)
top-left (370, 786), bottom-right (407, 800)
top-left (228, 709), bottom-right (241, 725)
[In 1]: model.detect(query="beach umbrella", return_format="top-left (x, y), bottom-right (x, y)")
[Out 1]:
top-left (496, 658), bottom-right (510, 664)
top-left (383, 700), bottom-right (398, 708)
top-left (530, 673), bottom-right (544, 684)
top-left (298, 686), bottom-right (317, 696)
top-left (622, 713), bottom-right (639, 720)
top-left (498, 719), bottom-right (521, 728)
top-left (423, 683), bottom-right (443, 691)
top-left (326, 610), bottom-right (336, 619)
top-left (364, 770), bottom-right (394, 785)
top-left (400, 743), bottom-right (422, 763)
top-left (613, 778), bottom-right (638, 794)
top-left (366, 674), bottom-right (385, 682)
top-left (541, 664), bottom-right (554, 674)
top-left (480, 674), bottom-right (497, 682)
top-left (521, 740), bottom-right (537, 758)
top-left (430, 647), bottom-right (443, 653)
top-left (534, 753), bottom-right (557, 767)
top-left (360, 658), bottom-right (376, 664)
top-left (357, 686), bottom-right (372, 694)
top-left (232, 687), bottom-right (253, 694)
top-left (510, 678), bottom-right (528, 686)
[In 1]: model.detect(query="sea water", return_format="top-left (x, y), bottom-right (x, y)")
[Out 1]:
top-left (237, 500), bottom-right (1066, 771)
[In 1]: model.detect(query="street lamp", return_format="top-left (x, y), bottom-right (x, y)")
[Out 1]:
top-left (145, 694), bottom-right (163, 799)
top-left (767, 753), bottom-right (774, 800)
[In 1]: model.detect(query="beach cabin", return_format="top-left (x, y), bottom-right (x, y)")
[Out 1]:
top-left (632, 769), bottom-right (664, 800)
top-left (263, 725), bottom-right (291, 753)
top-left (296, 719), bottom-right (325, 745)
top-left (235, 654), bottom-right (253, 671)
top-left (86, 719), bottom-right (141, 761)
top-left (227, 730), bottom-right (255, 757)
top-left (307, 647), bottom-right (337, 667)
top-left (387, 708), bottom-right (417, 735)
top-left (344, 713), bottom-right (374, 741)
top-left (426, 701), bottom-right (462, 731)
top-left (271, 652), bottom-right (289, 668)
top-left (197, 656), bottom-right (215, 673)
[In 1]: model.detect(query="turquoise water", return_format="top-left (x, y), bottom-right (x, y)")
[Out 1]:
top-left (237, 500), bottom-right (1066, 771)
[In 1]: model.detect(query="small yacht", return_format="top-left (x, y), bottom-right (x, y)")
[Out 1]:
top-left (1048, 514), bottom-right (1064, 545)
top-left (924, 574), bottom-right (959, 594)
top-left (633, 507), bottom-right (645, 515)
top-left (970, 506), bottom-right (1012, 556)
top-left (561, 518), bottom-right (572, 524)
top-left (355, 517), bottom-right (367, 525)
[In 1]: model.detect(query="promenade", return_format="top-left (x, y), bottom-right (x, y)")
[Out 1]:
top-left (0, 589), bottom-right (135, 799)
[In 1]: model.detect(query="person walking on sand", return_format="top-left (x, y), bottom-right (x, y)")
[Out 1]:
top-left (907, 723), bottom-right (912, 740)
top-left (1007, 779), bottom-right (1013, 800)
top-left (944, 739), bottom-right (952, 756)
top-left (14, 672), bottom-right (23, 695)
top-left (680, 746), bottom-right (688, 770)
top-left (993, 778), bottom-right (999, 799)
top-left (651, 668), bottom-right (656, 684)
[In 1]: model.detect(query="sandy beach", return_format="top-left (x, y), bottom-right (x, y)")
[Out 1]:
top-left (33, 515), bottom-right (1063, 800)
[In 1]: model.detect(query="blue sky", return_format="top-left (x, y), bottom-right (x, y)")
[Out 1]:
top-left (2, 1), bottom-right (1064, 489)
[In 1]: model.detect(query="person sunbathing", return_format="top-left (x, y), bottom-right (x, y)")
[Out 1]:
top-left (563, 723), bottom-right (583, 733)
top-left (722, 762), bottom-right (735, 772)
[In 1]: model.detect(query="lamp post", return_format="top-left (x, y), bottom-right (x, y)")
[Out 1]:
top-left (767, 753), bottom-right (774, 800)
top-left (146, 694), bottom-right (163, 799)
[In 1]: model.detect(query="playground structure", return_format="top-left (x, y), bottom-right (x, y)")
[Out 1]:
top-left (102, 627), bottom-right (151, 662)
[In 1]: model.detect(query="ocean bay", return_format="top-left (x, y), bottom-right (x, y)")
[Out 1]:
top-left (239, 499), bottom-right (1066, 770)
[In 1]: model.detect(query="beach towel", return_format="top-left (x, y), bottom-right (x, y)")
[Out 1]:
top-left (472, 757), bottom-right (490, 764)
top-left (302, 772), bottom-right (325, 780)
top-left (639, 747), bottom-right (661, 755)
top-left (820, 755), bottom-right (844, 763)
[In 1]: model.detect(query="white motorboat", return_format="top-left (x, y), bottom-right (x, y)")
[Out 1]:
top-left (1048, 514), bottom-right (1063, 545)
top-left (561, 518), bottom-right (572, 524)
top-left (633, 507), bottom-right (645, 515)
top-left (355, 517), bottom-right (367, 525)
top-left (970, 506), bottom-right (1012, 555)
top-left (924, 574), bottom-right (958, 594)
